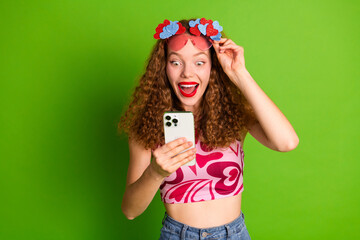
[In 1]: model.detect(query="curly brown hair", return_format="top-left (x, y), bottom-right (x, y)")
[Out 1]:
top-left (117, 18), bottom-right (257, 150)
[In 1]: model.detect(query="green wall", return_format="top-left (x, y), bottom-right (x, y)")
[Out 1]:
top-left (0, 0), bottom-right (358, 239)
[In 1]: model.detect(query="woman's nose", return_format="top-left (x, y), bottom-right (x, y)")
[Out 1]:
top-left (181, 63), bottom-right (194, 78)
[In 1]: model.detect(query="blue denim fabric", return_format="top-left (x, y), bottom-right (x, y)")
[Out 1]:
top-left (159, 211), bottom-right (251, 240)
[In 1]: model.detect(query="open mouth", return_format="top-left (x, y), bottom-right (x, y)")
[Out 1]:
top-left (178, 83), bottom-right (199, 97)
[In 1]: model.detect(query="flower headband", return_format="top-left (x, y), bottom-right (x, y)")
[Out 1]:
top-left (153, 18), bottom-right (223, 41)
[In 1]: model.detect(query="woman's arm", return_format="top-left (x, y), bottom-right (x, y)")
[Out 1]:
top-left (121, 137), bottom-right (163, 220)
top-left (231, 69), bottom-right (299, 152)
top-left (212, 39), bottom-right (299, 152)
top-left (121, 137), bottom-right (196, 219)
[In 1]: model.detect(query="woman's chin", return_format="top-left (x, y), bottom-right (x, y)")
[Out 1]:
top-left (177, 96), bottom-right (201, 110)
top-left (174, 87), bottom-right (204, 111)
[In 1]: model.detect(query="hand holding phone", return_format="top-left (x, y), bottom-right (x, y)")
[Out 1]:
top-left (150, 137), bottom-right (196, 178)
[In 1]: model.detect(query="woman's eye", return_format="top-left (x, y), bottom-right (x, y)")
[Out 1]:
top-left (170, 61), bottom-right (180, 66)
top-left (170, 61), bottom-right (205, 66)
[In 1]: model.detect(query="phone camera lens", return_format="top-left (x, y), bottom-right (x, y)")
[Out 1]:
top-left (166, 122), bottom-right (171, 127)
top-left (165, 115), bottom-right (171, 120)
top-left (172, 119), bottom-right (178, 123)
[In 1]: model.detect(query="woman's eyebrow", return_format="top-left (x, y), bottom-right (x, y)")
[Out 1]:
top-left (168, 52), bottom-right (208, 57)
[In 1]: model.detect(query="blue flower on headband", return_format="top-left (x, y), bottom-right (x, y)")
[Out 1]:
top-left (212, 21), bottom-right (223, 32)
top-left (198, 23), bottom-right (208, 36)
top-left (160, 21), bottom-right (179, 39)
top-left (210, 33), bottom-right (222, 41)
top-left (189, 19), bottom-right (201, 27)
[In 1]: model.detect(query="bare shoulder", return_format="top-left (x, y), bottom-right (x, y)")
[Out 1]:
top-left (126, 137), bottom-right (152, 186)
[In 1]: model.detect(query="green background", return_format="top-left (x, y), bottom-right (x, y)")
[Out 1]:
top-left (0, 0), bottom-right (358, 239)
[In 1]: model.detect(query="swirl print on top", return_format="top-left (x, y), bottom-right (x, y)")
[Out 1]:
top-left (159, 135), bottom-right (245, 204)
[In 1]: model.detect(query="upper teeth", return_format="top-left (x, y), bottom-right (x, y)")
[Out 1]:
top-left (180, 84), bottom-right (197, 87)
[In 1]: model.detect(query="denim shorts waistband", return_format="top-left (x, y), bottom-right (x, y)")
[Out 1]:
top-left (162, 210), bottom-right (245, 236)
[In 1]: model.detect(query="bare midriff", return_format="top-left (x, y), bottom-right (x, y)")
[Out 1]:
top-left (163, 193), bottom-right (242, 228)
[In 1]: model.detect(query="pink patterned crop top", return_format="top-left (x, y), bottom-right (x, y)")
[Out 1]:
top-left (159, 136), bottom-right (245, 204)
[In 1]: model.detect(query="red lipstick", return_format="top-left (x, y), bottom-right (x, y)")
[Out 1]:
top-left (178, 82), bottom-right (199, 97)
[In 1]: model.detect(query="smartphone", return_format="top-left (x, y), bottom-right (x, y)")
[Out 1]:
top-left (163, 111), bottom-right (196, 166)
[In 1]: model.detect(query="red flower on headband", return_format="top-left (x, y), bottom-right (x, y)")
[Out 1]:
top-left (189, 18), bottom-right (218, 37)
top-left (206, 24), bottom-right (218, 36)
top-left (154, 19), bottom-right (186, 39)
top-left (200, 18), bottom-right (213, 25)
top-left (189, 25), bottom-right (201, 36)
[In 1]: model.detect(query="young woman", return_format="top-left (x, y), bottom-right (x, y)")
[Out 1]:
top-left (118, 18), bottom-right (299, 240)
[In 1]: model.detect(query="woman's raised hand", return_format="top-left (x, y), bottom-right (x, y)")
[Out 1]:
top-left (150, 137), bottom-right (196, 179)
top-left (212, 38), bottom-right (247, 79)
